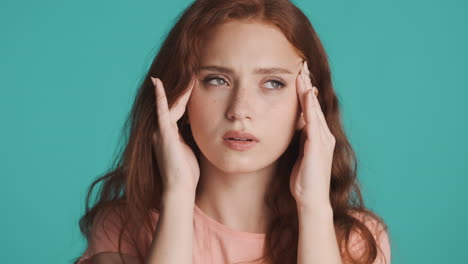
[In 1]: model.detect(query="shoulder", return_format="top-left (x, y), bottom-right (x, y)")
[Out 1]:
top-left (89, 206), bottom-right (139, 253)
top-left (94, 206), bottom-right (160, 232)
top-left (346, 210), bottom-right (392, 264)
top-left (83, 205), bottom-right (160, 259)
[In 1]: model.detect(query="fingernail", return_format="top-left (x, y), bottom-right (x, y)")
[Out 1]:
top-left (150, 76), bottom-right (157, 86)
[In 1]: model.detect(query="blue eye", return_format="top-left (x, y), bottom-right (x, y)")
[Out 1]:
top-left (202, 76), bottom-right (286, 89)
top-left (203, 76), bottom-right (228, 86)
top-left (264, 79), bottom-right (285, 89)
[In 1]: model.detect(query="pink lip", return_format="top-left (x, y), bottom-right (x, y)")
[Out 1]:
top-left (223, 138), bottom-right (258, 151)
top-left (222, 130), bottom-right (259, 152)
top-left (222, 130), bottom-right (259, 142)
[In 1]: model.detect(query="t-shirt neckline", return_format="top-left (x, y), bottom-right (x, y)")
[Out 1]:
top-left (194, 203), bottom-right (266, 240)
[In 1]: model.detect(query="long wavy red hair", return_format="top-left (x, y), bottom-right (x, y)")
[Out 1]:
top-left (74, 0), bottom-right (389, 263)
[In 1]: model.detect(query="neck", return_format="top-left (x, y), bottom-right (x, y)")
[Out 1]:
top-left (195, 154), bottom-right (278, 234)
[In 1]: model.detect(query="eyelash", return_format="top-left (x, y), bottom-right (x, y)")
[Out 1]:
top-left (202, 75), bottom-right (286, 90)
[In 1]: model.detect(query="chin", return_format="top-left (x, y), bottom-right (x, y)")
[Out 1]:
top-left (216, 155), bottom-right (257, 171)
top-left (215, 153), bottom-right (281, 174)
top-left (200, 150), bottom-right (260, 173)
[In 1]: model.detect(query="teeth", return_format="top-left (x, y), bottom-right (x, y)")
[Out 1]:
top-left (229, 138), bottom-right (252, 141)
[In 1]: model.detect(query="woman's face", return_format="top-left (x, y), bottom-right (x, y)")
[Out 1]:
top-left (187, 20), bottom-right (304, 173)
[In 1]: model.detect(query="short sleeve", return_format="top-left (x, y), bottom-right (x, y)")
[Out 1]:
top-left (76, 207), bottom-right (158, 264)
top-left (347, 212), bottom-right (392, 264)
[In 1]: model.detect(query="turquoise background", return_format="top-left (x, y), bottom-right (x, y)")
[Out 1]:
top-left (1, 0), bottom-right (466, 263)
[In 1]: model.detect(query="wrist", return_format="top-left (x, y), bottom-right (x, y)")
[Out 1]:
top-left (163, 185), bottom-right (196, 198)
top-left (297, 201), bottom-right (333, 218)
top-left (161, 189), bottom-right (196, 208)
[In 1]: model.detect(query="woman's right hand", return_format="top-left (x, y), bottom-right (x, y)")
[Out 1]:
top-left (151, 76), bottom-right (200, 196)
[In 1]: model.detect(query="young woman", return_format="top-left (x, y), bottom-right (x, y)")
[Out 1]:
top-left (74, 0), bottom-right (391, 263)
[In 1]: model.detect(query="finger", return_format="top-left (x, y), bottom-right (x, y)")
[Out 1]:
top-left (170, 76), bottom-right (195, 123)
top-left (151, 76), bottom-right (171, 136)
top-left (297, 60), bottom-right (314, 132)
top-left (311, 90), bottom-right (331, 142)
top-left (301, 62), bottom-right (317, 126)
top-left (296, 60), bottom-right (307, 111)
top-left (302, 62), bottom-right (328, 134)
top-left (296, 71), bottom-right (304, 112)
top-left (311, 86), bottom-right (333, 137)
top-left (302, 88), bottom-right (318, 130)
top-left (305, 85), bottom-right (331, 144)
top-left (296, 71), bottom-right (307, 131)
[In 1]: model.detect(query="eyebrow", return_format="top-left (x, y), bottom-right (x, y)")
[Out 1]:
top-left (198, 65), bottom-right (294, 75)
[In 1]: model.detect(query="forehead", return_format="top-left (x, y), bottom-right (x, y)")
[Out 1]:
top-left (198, 20), bottom-right (302, 70)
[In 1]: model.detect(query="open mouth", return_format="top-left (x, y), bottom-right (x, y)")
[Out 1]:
top-left (227, 138), bottom-right (253, 141)
top-left (223, 138), bottom-right (258, 151)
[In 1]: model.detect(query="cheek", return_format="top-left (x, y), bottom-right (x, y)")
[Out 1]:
top-left (187, 88), bottom-right (222, 129)
top-left (266, 94), bottom-right (299, 125)
top-left (262, 100), bottom-right (299, 152)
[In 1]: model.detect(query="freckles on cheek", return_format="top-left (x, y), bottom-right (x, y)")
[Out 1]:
top-left (268, 94), bottom-right (297, 110)
top-left (268, 99), bottom-right (299, 124)
top-left (197, 96), bottom-right (221, 116)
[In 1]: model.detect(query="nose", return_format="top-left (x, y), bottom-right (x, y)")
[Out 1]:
top-left (225, 84), bottom-right (255, 121)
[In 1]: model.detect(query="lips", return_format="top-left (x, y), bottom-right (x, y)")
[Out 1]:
top-left (222, 130), bottom-right (259, 142)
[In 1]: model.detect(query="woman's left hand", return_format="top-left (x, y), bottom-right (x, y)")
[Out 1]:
top-left (290, 61), bottom-right (336, 210)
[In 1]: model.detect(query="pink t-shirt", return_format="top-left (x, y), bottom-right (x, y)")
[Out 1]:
top-left (76, 204), bottom-right (391, 264)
